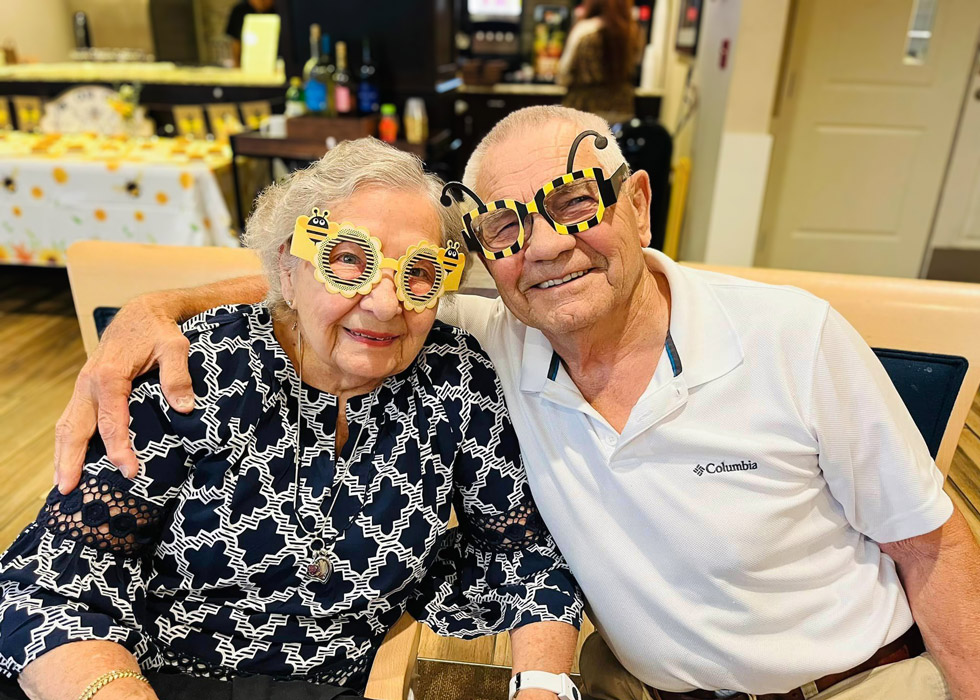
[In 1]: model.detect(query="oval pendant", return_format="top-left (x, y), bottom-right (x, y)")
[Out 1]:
top-left (306, 553), bottom-right (332, 582)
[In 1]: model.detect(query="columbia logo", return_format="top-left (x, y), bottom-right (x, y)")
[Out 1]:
top-left (694, 460), bottom-right (758, 476)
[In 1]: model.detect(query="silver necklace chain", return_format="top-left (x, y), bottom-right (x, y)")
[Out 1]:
top-left (291, 323), bottom-right (369, 580)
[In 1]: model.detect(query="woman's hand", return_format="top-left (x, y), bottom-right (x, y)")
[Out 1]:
top-left (19, 641), bottom-right (159, 700)
top-left (54, 295), bottom-right (193, 493)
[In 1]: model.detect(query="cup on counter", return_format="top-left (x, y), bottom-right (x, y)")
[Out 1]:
top-left (404, 98), bottom-right (428, 145)
top-left (261, 114), bottom-right (287, 138)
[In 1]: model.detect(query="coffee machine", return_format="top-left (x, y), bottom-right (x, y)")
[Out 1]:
top-left (459, 0), bottom-right (523, 69)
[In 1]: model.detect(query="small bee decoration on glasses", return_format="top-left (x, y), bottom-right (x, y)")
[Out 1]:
top-left (290, 207), bottom-right (466, 312)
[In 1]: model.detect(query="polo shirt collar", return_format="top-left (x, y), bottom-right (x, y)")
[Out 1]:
top-left (650, 249), bottom-right (743, 388)
top-left (519, 248), bottom-right (743, 395)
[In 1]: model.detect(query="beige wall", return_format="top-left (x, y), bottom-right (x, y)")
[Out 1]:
top-left (662, 0), bottom-right (791, 264)
top-left (699, 0), bottom-right (791, 266)
top-left (722, 0), bottom-right (791, 133)
top-left (677, 0), bottom-right (743, 261)
top-left (68, 0), bottom-right (153, 53)
top-left (0, 0), bottom-right (74, 63)
top-left (0, 0), bottom-right (157, 61)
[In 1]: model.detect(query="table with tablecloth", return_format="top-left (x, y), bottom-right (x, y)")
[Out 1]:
top-left (0, 132), bottom-right (237, 266)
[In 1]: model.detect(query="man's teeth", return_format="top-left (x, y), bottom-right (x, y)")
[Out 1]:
top-left (537, 270), bottom-right (587, 289)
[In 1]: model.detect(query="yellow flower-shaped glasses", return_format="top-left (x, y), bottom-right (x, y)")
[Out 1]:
top-left (290, 208), bottom-right (466, 312)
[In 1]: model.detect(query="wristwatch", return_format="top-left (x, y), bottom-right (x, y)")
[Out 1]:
top-left (508, 671), bottom-right (581, 700)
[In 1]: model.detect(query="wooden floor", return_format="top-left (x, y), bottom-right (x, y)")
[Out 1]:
top-left (0, 266), bottom-right (978, 673)
top-left (0, 268), bottom-right (87, 549)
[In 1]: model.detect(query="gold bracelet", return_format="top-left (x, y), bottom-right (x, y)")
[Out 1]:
top-left (77, 670), bottom-right (150, 700)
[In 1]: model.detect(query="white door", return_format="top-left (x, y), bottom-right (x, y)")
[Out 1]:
top-left (757, 0), bottom-right (980, 277)
top-left (927, 47), bottom-right (980, 256)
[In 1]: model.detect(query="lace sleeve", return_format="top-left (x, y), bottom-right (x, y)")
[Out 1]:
top-left (408, 338), bottom-right (582, 637)
top-left (460, 500), bottom-right (548, 553)
top-left (37, 471), bottom-right (167, 556)
top-left (0, 378), bottom-right (187, 678)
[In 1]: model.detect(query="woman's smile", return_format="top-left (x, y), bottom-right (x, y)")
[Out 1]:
top-left (343, 326), bottom-right (401, 346)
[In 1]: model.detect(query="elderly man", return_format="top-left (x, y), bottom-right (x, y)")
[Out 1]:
top-left (52, 107), bottom-right (979, 700)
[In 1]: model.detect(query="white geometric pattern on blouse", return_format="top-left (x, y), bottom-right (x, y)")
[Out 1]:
top-left (0, 304), bottom-right (582, 688)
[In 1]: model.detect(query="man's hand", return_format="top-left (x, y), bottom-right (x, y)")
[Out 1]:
top-left (54, 297), bottom-right (193, 493)
top-left (53, 274), bottom-right (268, 494)
top-left (880, 506), bottom-right (980, 700)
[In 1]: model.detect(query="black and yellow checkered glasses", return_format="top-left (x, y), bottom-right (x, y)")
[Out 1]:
top-left (290, 208), bottom-right (466, 312)
top-left (440, 130), bottom-right (629, 260)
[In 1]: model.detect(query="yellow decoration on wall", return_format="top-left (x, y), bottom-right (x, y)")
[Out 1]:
top-left (156, 192), bottom-right (169, 204)
top-left (12, 206), bottom-right (21, 217)
top-left (179, 172), bottom-right (194, 189)
top-left (52, 167), bottom-right (69, 184)
top-left (31, 186), bottom-right (43, 199)
top-left (134, 211), bottom-right (145, 222)
top-left (94, 209), bottom-right (107, 221)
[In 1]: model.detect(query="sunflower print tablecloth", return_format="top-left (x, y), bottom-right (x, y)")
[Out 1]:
top-left (0, 133), bottom-right (237, 267)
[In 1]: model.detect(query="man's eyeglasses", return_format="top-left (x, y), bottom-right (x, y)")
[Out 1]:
top-left (441, 130), bottom-right (629, 260)
top-left (290, 208), bottom-right (466, 312)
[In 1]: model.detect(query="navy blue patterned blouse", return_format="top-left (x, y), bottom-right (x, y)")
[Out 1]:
top-left (0, 304), bottom-right (581, 688)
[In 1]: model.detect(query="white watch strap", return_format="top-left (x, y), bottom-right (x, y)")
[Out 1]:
top-left (508, 671), bottom-right (581, 700)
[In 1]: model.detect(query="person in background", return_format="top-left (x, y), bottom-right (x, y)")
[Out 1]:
top-left (557, 0), bottom-right (637, 124)
top-left (225, 0), bottom-right (277, 67)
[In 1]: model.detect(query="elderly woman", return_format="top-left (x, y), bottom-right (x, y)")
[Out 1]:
top-left (0, 139), bottom-right (581, 700)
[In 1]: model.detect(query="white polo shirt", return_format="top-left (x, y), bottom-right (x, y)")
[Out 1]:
top-left (439, 249), bottom-right (953, 694)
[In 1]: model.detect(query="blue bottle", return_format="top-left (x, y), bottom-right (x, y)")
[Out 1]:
top-left (357, 38), bottom-right (380, 115)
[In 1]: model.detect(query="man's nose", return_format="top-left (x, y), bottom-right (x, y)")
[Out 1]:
top-left (361, 274), bottom-right (401, 320)
top-left (521, 213), bottom-right (576, 262)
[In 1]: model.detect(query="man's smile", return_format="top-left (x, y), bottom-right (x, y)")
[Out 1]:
top-left (523, 267), bottom-right (599, 293)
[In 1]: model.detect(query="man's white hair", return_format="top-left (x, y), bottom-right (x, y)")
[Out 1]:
top-left (243, 137), bottom-right (463, 318)
top-left (462, 106), bottom-right (627, 194)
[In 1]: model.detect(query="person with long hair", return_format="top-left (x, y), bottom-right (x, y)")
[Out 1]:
top-left (558, 0), bottom-right (637, 123)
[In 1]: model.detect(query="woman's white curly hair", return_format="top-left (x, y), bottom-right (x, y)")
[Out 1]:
top-left (242, 137), bottom-right (463, 318)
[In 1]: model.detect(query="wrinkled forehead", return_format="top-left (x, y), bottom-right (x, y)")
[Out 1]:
top-left (476, 122), bottom-right (605, 203)
top-left (325, 187), bottom-right (443, 250)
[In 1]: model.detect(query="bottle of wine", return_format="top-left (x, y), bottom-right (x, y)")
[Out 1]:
top-left (309, 34), bottom-right (336, 116)
top-left (334, 41), bottom-right (354, 115)
top-left (285, 77), bottom-right (306, 117)
top-left (302, 24), bottom-right (321, 83)
top-left (357, 38), bottom-right (380, 116)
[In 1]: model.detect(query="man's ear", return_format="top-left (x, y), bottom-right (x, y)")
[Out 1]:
top-left (627, 170), bottom-right (653, 248)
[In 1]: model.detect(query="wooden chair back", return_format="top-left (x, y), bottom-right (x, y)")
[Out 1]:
top-left (686, 263), bottom-right (980, 476)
